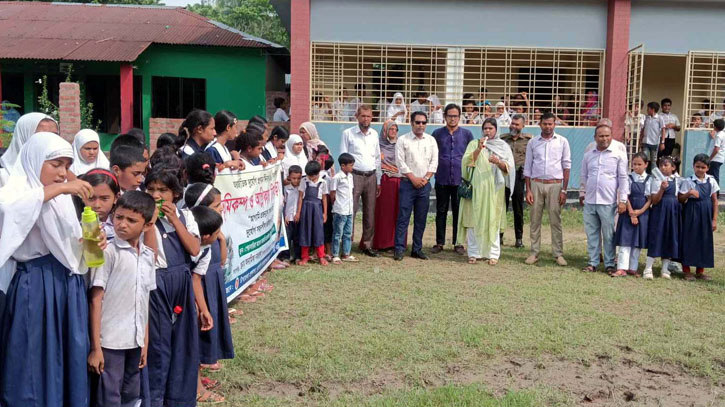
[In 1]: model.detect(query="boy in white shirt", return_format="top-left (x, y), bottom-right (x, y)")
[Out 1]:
top-left (330, 153), bottom-right (358, 264)
top-left (707, 118), bottom-right (725, 186)
top-left (88, 191), bottom-right (157, 407)
top-left (284, 165), bottom-right (303, 261)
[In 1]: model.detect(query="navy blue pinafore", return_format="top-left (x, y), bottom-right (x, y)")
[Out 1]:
top-left (615, 174), bottom-right (650, 248)
top-left (647, 180), bottom-right (681, 259)
top-left (680, 180), bottom-right (714, 268)
top-left (298, 181), bottom-right (325, 248)
top-left (0, 254), bottom-right (90, 407)
top-left (199, 240), bottom-right (235, 364)
top-left (147, 212), bottom-right (199, 407)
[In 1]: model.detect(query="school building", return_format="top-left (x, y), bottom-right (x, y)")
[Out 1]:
top-left (0, 1), bottom-right (289, 148)
top-left (273, 0), bottom-right (725, 185)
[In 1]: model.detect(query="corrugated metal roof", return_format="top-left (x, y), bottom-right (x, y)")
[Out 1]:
top-left (0, 1), bottom-right (279, 62)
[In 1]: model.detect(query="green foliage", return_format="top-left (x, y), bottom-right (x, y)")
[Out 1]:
top-left (189, 0), bottom-right (289, 48)
top-left (37, 66), bottom-right (102, 131)
top-left (37, 75), bottom-right (59, 121)
top-left (0, 102), bottom-right (21, 134)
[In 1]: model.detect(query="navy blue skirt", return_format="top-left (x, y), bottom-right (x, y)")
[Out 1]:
top-left (200, 261), bottom-right (235, 364)
top-left (615, 196), bottom-right (649, 248)
top-left (0, 254), bottom-right (89, 407)
top-left (680, 189), bottom-right (714, 268)
top-left (647, 195), bottom-right (681, 259)
top-left (298, 199), bottom-right (325, 247)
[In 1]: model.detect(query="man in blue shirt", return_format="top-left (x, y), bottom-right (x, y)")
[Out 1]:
top-left (431, 104), bottom-right (474, 255)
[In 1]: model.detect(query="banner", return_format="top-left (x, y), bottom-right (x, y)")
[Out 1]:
top-left (215, 163), bottom-right (287, 302)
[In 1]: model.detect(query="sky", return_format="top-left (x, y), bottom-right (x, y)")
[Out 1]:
top-left (162, 0), bottom-right (196, 6)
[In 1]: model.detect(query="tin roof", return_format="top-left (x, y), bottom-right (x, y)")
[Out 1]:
top-left (0, 1), bottom-right (280, 62)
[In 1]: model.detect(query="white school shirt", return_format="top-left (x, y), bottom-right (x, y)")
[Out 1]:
top-left (153, 207), bottom-right (203, 270)
top-left (660, 112), bottom-right (680, 140)
top-left (273, 108), bottom-right (289, 122)
top-left (630, 171), bottom-right (653, 196)
top-left (648, 174), bottom-right (682, 195)
top-left (340, 125), bottom-right (382, 183)
top-left (680, 174), bottom-right (720, 196)
top-left (642, 114), bottom-right (665, 146)
top-left (192, 244), bottom-right (212, 276)
top-left (283, 184), bottom-right (299, 222)
top-left (264, 141), bottom-right (277, 161)
top-left (207, 139), bottom-right (232, 163)
top-left (92, 238), bottom-right (156, 349)
top-left (330, 171), bottom-right (354, 215)
top-left (708, 130), bottom-right (725, 163)
top-left (298, 177), bottom-right (328, 200)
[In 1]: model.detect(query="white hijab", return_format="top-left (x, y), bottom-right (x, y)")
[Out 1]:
top-left (0, 132), bottom-right (84, 292)
top-left (387, 92), bottom-right (407, 124)
top-left (495, 102), bottom-right (511, 129)
top-left (70, 129), bottom-right (110, 175)
top-left (0, 112), bottom-right (55, 171)
top-left (283, 134), bottom-right (308, 177)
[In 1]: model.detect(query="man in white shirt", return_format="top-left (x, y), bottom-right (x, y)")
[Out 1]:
top-left (708, 118), bottom-right (725, 186)
top-left (659, 98), bottom-right (681, 158)
top-left (340, 105), bottom-right (381, 256)
top-left (393, 111), bottom-right (439, 261)
top-left (410, 91), bottom-right (430, 115)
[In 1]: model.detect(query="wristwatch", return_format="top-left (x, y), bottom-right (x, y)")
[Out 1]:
top-left (561, 189), bottom-right (567, 193)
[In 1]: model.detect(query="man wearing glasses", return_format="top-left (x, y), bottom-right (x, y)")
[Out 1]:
top-left (431, 104), bottom-right (474, 255)
top-left (393, 111), bottom-right (439, 261)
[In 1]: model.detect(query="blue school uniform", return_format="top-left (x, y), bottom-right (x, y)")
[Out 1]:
top-left (199, 240), bottom-right (235, 364)
top-left (0, 255), bottom-right (89, 407)
top-left (298, 178), bottom-right (327, 248)
top-left (615, 173), bottom-right (650, 248)
top-left (147, 212), bottom-right (199, 407)
top-left (646, 177), bottom-right (681, 259)
top-left (680, 175), bottom-right (718, 268)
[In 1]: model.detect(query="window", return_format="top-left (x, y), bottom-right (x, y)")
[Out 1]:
top-left (310, 42), bottom-right (604, 125)
top-left (684, 51), bottom-right (725, 129)
top-left (151, 77), bottom-right (206, 119)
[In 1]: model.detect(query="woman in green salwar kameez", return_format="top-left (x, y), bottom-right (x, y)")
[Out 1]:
top-left (457, 118), bottom-right (515, 265)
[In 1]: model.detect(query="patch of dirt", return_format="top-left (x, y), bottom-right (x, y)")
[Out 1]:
top-left (244, 357), bottom-right (724, 406)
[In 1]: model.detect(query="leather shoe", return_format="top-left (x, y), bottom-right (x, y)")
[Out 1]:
top-left (515, 239), bottom-right (524, 248)
top-left (393, 251), bottom-right (404, 261)
top-left (362, 248), bottom-right (379, 258)
top-left (430, 245), bottom-right (443, 254)
top-left (454, 245), bottom-right (465, 255)
top-left (411, 250), bottom-right (429, 260)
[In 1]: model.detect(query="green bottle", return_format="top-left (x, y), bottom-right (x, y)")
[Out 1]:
top-left (157, 199), bottom-right (165, 219)
top-left (81, 206), bottom-right (105, 268)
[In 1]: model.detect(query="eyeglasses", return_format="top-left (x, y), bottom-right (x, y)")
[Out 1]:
top-left (414, 121), bottom-right (427, 125)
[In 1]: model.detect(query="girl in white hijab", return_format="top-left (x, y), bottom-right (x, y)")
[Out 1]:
top-left (0, 112), bottom-right (57, 187)
top-left (0, 132), bottom-right (96, 407)
top-left (70, 129), bottom-right (110, 175)
top-left (495, 101), bottom-right (512, 131)
top-left (282, 134), bottom-right (308, 178)
top-left (387, 92), bottom-right (408, 124)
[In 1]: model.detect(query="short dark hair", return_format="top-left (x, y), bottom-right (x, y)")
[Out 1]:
top-left (287, 165), bottom-right (303, 175)
top-left (150, 146), bottom-right (183, 172)
top-left (270, 125), bottom-right (290, 141)
top-left (323, 155), bottom-right (334, 171)
top-left (274, 97), bottom-right (286, 109)
top-left (661, 98), bottom-right (672, 106)
top-left (191, 206), bottom-right (223, 237)
top-left (657, 155), bottom-right (675, 168)
top-left (444, 103), bottom-right (461, 116)
top-left (540, 111), bottom-right (556, 122)
top-left (178, 109), bottom-right (213, 145)
top-left (184, 183), bottom-right (221, 208)
top-left (185, 152), bottom-right (216, 184)
top-left (410, 111), bottom-right (427, 123)
top-left (156, 133), bottom-right (178, 150)
top-left (338, 153), bottom-right (355, 166)
top-left (693, 153), bottom-right (711, 167)
top-left (125, 128), bottom-right (147, 147)
top-left (248, 115), bottom-right (268, 126)
top-left (511, 114), bottom-right (526, 123)
top-left (647, 102), bottom-right (660, 112)
top-left (304, 161), bottom-right (321, 177)
top-left (632, 152), bottom-right (649, 164)
top-left (111, 134), bottom-right (144, 154)
top-left (693, 113), bottom-right (703, 118)
top-left (237, 131), bottom-right (263, 152)
top-left (110, 145), bottom-right (145, 170)
top-left (714, 119), bottom-right (725, 132)
top-left (144, 166), bottom-right (184, 202)
top-left (116, 190), bottom-right (156, 223)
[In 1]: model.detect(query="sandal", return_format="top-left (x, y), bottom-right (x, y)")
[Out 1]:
top-left (468, 257), bottom-right (477, 264)
top-left (626, 270), bottom-right (639, 277)
top-left (259, 283), bottom-right (274, 292)
top-left (342, 255), bottom-right (359, 262)
top-left (201, 376), bottom-right (220, 390)
top-left (228, 316), bottom-right (237, 324)
top-left (332, 257), bottom-right (342, 265)
top-left (695, 273), bottom-right (712, 281)
top-left (610, 269), bottom-right (628, 277)
top-left (296, 259), bottom-right (309, 266)
top-left (197, 389), bottom-right (225, 404)
top-left (581, 265), bottom-right (596, 273)
top-left (240, 294), bottom-right (257, 303)
top-left (683, 273), bottom-right (696, 281)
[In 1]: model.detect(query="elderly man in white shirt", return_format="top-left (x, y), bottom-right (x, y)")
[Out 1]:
top-left (393, 111), bottom-right (439, 261)
top-left (340, 105), bottom-right (382, 257)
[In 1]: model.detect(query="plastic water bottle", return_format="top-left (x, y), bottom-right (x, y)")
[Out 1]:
top-left (81, 206), bottom-right (105, 268)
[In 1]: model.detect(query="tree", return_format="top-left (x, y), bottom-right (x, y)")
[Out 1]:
top-left (189, 0), bottom-right (289, 48)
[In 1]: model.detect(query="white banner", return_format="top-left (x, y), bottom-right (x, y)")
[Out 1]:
top-left (215, 164), bottom-right (287, 302)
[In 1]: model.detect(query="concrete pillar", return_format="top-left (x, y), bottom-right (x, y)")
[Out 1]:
top-left (120, 63), bottom-right (134, 134)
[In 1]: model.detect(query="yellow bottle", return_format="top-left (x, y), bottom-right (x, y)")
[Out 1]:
top-left (81, 206), bottom-right (105, 268)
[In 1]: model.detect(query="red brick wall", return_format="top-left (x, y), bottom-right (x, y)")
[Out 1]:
top-left (59, 82), bottom-right (80, 143)
top-left (290, 0), bottom-right (310, 131)
top-left (149, 117), bottom-right (184, 152)
top-left (603, 0), bottom-right (631, 141)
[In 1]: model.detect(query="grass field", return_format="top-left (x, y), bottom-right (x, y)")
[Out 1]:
top-left (213, 209), bottom-right (724, 406)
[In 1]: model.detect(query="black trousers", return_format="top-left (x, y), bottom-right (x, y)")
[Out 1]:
top-left (435, 184), bottom-right (460, 246)
top-left (659, 138), bottom-right (676, 158)
top-left (504, 167), bottom-right (526, 240)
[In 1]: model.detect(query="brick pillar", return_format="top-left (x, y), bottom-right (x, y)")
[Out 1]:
top-left (603, 0), bottom-right (631, 141)
top-left (120, 63), bottom-right (134, 133)
top-left (290, 0), bottom-right (311, 131)
top-left (59, 82), bottom-right (81, 143)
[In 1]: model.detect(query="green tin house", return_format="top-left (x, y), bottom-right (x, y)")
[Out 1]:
top-left (0, 1), bottom-right (288, 148)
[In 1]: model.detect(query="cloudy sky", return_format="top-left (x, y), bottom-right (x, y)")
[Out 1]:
top-left (163, 0), bottom-right (196, 7)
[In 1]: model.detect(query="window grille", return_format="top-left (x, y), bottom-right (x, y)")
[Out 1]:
top-left (624, 45), bottom-right (644, 163)
top-left (684, 51), bottom-right (725, 129)
top-left (310, 41), bottom-right (604, 126)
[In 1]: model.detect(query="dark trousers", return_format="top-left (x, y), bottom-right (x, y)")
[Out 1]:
top-left (435, 183), bottom-right (460, 246)
top-left (708, 161), bottom-right (722, 187)
top-left (284, 220), bottom-right (301, 260)
top-left (352, 172), bottom-right (377, 249)
top-left (659, 138), bottom-right (676, 158)
top-left (504, 167), bottom-right (526, 240)
top-left (92, 347), bottom-right (142, 407)
top-left (395, 180), bottom-right (431, 253)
